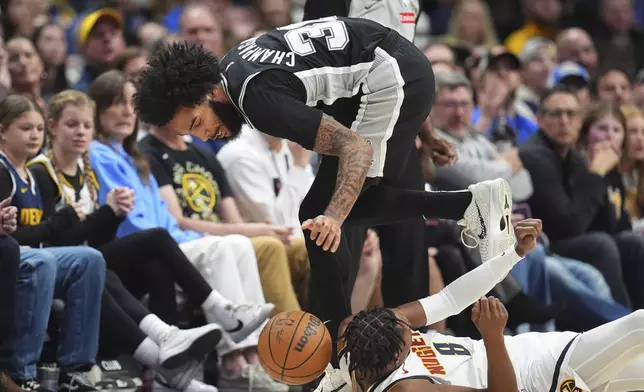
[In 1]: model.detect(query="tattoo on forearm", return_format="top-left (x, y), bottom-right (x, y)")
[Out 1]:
top-left (313, 114), bottom-right (373, 222)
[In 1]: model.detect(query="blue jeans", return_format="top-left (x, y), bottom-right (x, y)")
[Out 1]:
top-left (0, 235), bottom-right (20, 364)
top-left (8, 246), bottom-right (105, 380)
top-left (512, 244), bottom-right (630, 332)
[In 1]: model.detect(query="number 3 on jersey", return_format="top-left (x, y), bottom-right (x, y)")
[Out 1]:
top-left (281, 18), bottom-right (350, 56)
top-left (433, 342), bottom-right (472, 356)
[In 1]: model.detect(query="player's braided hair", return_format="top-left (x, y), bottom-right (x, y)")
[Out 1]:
top-left (342, 308), bottom-right (408, 379)
top-left (133, 42), bottom-right (221, 127)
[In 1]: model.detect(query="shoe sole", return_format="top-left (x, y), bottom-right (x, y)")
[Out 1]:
top-left (161, 328), bottom-right (223, 370)
top-left (477, 179), bottom-right (514, 262)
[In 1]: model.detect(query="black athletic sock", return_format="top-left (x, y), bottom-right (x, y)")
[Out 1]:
top-left (420, 190), bottom-right (473, 221)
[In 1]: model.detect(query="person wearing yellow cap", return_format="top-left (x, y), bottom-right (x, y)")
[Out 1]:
top-left (71, 8), bottom-right (126, 92)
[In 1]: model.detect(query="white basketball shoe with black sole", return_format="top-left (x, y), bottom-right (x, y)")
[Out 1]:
top-left (458, 178), bottom-right (516, 262)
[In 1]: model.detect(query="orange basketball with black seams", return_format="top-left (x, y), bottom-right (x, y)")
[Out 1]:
top-left (257, 311), bottom-right (332, 385)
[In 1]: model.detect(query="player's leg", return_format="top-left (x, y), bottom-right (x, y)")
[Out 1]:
top-left (343, 34), bottom-right (514, 261)
top-left (592, 357), bottom-right (644, 392)
top-left (567, 309), bottom-right (644, 390)
top-left (299, 156), bottom-right (374, 345)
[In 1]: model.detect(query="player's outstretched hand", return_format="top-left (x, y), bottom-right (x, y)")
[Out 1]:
top-left (302, 215), bottom-right (341, 253)
top-left (514, 219), bottom-right (542, 257)
top-left (472, 296), bottom-right (507, 342)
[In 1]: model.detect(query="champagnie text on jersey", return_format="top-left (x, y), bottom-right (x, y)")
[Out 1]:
top-left (237, 39), bottom-right (296, 67)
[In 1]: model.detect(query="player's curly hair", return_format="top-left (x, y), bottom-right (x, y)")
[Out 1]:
top-left (133, 42), bottom-right (221, 127)
top-left (342, 308), bottom-right (408, 379)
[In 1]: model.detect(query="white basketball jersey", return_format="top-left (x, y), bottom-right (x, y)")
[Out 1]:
top-left (340, 330), bottom-right (584, 392)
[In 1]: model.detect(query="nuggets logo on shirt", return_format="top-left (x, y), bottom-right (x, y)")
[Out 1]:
top-left (560, 379), bottom-right (582, 392)
top-left (411, 331), bottom-right (447, 375)
top-left (172, 162), bottom-right (221, 222)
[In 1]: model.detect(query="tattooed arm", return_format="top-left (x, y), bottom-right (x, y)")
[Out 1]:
top-left (312, 114), bottom-right (374, 222)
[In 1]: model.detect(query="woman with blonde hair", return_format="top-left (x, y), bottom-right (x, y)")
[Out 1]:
top-left (620, 106), bottom-right (644, 229)
top-left (442, 0), bottom-right (499, 49)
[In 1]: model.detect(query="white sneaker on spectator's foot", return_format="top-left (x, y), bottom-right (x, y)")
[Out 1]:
top-left (314, 366), bottom-right (349, 392)
top-left (458, 178), bottom-right (516, 262)
top-left (155, 359), bottom-right (201, 391)
top-left (217, 364), bottom-right (286, 392)
top-left (159, 324), bottom-right (223, 369)
top-left (184, 380), bottom-right (218, 392)
top-left (250, 364), bottom-right (289, 391)
top-left (207, 304), bottom-right (274, 343)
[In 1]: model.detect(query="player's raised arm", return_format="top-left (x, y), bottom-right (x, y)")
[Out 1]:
top-left (396, 219), bottom-right (542, 329)
top-left (301, 114), bottom-right (374, 252)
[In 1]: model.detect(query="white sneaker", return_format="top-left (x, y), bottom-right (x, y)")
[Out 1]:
top-left (250, 364), bottom-right (289, 392)
top-left (159, 324), bottom-right (223, 369)
top-left (155, 360), bottom-right (201, 391)
top-left (184, 380), bottom-right (218, 392)
top-left (211, 304), bottom-right (274, 343)
top-left (314, 367), bottom-right (350, 392)
top-left (217, 364), bottom-right (284, 392)
top-left (458, 178), bottom-right (516, 262)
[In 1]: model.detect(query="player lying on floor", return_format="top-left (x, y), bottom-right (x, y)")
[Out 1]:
top-left (316, 219), bottom-right (643, 392)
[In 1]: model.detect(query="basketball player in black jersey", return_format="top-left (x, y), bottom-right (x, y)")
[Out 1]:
top-left (134, 16), bottom-right (516, 352)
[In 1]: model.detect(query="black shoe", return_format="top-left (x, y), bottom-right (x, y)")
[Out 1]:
top-left (506, 293), bottom-right (567, 329)
top-left (57, 372), bottom-right (97, 392)
top-left (14, 380), bottom-right (49, 392)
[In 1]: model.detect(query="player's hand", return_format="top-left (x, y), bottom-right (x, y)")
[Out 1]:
top-left (472, 296), bottom-right (507, 342)
top-left (0, 197), bottom-right (17, 235)
top-left (514, 219), bottom-right (542, 257)
top-left (302, 215), bottom-right (341, 253)
top-left (426, 135), bottom-right (458, 166)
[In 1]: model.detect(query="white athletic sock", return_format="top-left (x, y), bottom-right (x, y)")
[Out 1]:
top-left (420, 248), bottom-right (522, 326)
top-left (202, 290), bottom-right (232, 310)
top-left (201, 290), bottom-right (236, 327)
top-left (139, 314), bottom-right (173, 344)
top-left (133, 337), bottom-right (160, 366)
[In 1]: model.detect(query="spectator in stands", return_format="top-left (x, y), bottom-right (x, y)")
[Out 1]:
top-left (595, 69), bottom-right (633, 107)
top-left (516, 37), bottom-right (557, 115)
top-left (423, 43), bottom-right (456, 68)
top-left (519, 89), bottom-right (642, 309)
top-left (114, 46), bottom-right (147, 80)
top-left (179, 3), bottom-right (224, 57)
top-left (2, 0), bottom-right (36, 38)
top-left (505, 0), bottom-right (562, 55)
top-left (442, 0), bottom-right (499, 49)
top-left (471, 49), bottom-right (538, 145)
top-left (0, 201), bottom-right (22, 392)
top-left (575, 102), bottom-right (644, 308)
top-left (22, 89), bottom-right (269, 391)
top-left (32, 23), bottom-right (69, 101)
top-left (0, 37), bottom-right (10, 103)
top-left (548, 62), bottom-right (592, 107)
top-left (590, 0), bottom-right (644, 77)
top-left (621, 106), bottom-right (644, 229)
top-left (6, 37), bottom-right (45, 110)
top-left (632, 70), bottom-right (644, 109)
top-left (137, 22), bottom-right (167, 53)
top-left (555, 28), bottom-right (599, 77)
top-left (0, 95), bottom-right (105, 392)
top-left (87, 71), bottom-right (287, 391)
top-left (140, 123), bottom-right (309, 313)
top-left (71, 9), bottom-right (126, 91)
top-left (256, 0), bottom-right (292, 29)
top-left (430, 71), bottom-right (534, 201)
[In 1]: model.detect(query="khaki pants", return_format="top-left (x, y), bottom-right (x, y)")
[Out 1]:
top-left (251, 236), bottom-right (310, 315)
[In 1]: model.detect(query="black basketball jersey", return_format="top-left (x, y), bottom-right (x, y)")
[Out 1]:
top-left (219, 16), bottom-right (392, 129)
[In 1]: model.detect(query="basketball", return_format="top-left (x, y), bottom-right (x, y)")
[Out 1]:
top-left (257, 311), bottom-right (332, 385)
